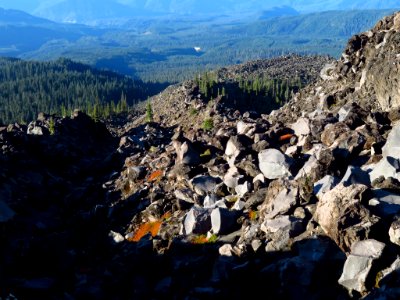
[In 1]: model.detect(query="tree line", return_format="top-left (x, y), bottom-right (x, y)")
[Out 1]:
top-left (0, 57), bottom-right (163, 125)
top-left (195, 71), bottom-right (304, 114)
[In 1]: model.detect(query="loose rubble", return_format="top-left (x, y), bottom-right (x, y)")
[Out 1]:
top-left (3, 11), bottom-right (400, 300)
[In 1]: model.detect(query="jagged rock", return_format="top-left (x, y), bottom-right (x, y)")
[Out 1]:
top-left (219, 244), bottom-right (234, 256)
top-left (173, 140), bottom-right (201, 166)
top-left (372, 176), bottom-right (400, 191)
top-left (261, 215), bottom-right (303, 236)
top-left (27, 123), bottom-right (45, 135)
top-left (331, 131), bottom-right (366, 160)
top-left (339, 165), bottom-right (371, 187)
top-left (174, 188), bottom-right (196, 204)
top-left (225, 135), bottom-right (250, 158)
top-left (321, 122), bottom-right (350, 146)
top-left (211, 208), bottom-right (240, 235)
top-left (290, 117), bottom-right (311, 145)
top-left (258, 149), bottom-right (293, 180)
top-left (369, 189), bottom-right (400, 217)
top-left (127, 166), bottom-right (146, 181)
top-left (190, 175), bottom-right (222, 196)
top-left (338, 102), bottom-right (367, 129)
top-left (244, 188), bottom-right (268, 209)
top-left (168, 163), bottom-right (192, 181)
top-left (237, 120), bottom-right (255, 136)
top-left (109, 231), bottom-right (125, 244)
top-left (338, 239), bottom-right (386, 295)
top-left (260, 184), bottom-right (298, 220)
top-left (235, 181), bottom-right (251, 198)
top-left (389, 219), bottom-right (400, 246)
top-left (313, 175), bottom-right (340, 198)
top-left (369, 157), bottom-right (400, 182)
top-left (182, 207), bottom-right (212, 235)
top-left (223, 166), bottom-right (242, 189)
top-left (382, 122), bottom-right (400, 159)
top-left (236, 160), bottom-right (260, 178)
top-left (232, 199), bottom-right (245, 211)
top-left (314, 183), bottom-right (380, 252)
top-left (259, 236), bottom-right (346, 299)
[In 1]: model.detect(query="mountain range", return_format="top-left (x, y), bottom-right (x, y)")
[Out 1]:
top-left (0, 0), bottom-right (399, 24)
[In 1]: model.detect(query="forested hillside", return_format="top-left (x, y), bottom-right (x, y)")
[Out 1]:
top-left (0, 7), bottom-right (394, 83)
top-left (0, 57), bottom-right (164, 124)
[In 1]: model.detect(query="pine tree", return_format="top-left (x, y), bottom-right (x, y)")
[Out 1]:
top-left (146, 100), bottom-right (154, 123)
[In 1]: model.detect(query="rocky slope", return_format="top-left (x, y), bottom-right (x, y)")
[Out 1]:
top-left (2, 11), bottom-right (400, 300)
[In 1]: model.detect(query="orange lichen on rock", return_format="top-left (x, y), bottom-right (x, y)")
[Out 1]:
top-left (161, 211), bottom-right (172, 221)
top-left (248, 210), bottom-right (258, 221)
top-left (148, 170), bottom-right (163, 182)
top-left (129, 221), bottom-right (162, 242)
top-left (191, 235), bottom-right (209, 244)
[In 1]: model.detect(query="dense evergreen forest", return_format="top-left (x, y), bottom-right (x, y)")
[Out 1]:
top-left (0, 57), bottom-right (166, 124)
top-left (195, 71), bottom-right (303, 114)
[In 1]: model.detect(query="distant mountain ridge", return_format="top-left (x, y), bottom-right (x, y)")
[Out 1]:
top-left (29, 0), bottom-right (400, 23)
top-left (0, 0), bottom-right (398, 24)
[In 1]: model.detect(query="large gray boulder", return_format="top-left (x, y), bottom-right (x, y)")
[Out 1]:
top-left (258, 149), bottom-right (293, 180)
top-left (260, 185), bottom-right (298, 220)
top-left (290, 117), bottom-right (311, 146)
top-left (383, 122), bottom-right (400, 159)
top-left (211, 208), bottom-right (240, 235)
top-left (338, 239), bottom-right (386, 295)
top-left (182, 207), bottom-right (212, 235)
top-left (314, 183), bottom-right (380, 252)
top-left (190, 175), bottom-right (222, 196)
top-left (369, 157), bottom-right (400, 183)
top-left (313, 175), bottom-right (339, 198)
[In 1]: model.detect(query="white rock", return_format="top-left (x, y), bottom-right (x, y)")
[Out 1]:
top-left (211, 208), bottom-right (238, 235)
top-left (263, 186), bottom-right (298, 220)
top-left (109, 231), bottom-right (125, 243)
top-left (369, 157), bottom-right (400, 183)
top-left (339, 239), bottom-right (386, 294)
top-left (235, 181), bottom-right (250, 197)
top-left (223, 166), bottom-right (242, 189)
top-left (219, 244), bottom-right (233, 256)
top-left (382, 122), bottom-right (400, 159)
top-left (225, 137), bottom-right (241, 157)
top-left (258, 149), bottom-right (293, 180)
top-left (237, 121), bottom-right (254, 135)
top-left (183, 207), bottom-right (212, 235)
top-left (313, 175), bottom-right (339, 199)
top-left (232, 200), bottom-right (245, 211)
top-left (252, 173), bottom-right (265, 184)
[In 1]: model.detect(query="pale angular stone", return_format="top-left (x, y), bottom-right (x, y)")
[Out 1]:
top-left (183, 207), bottom-right (212, 235)
top-left (389, 219), bottom-right (400, 246)
top-left (313, 175), bottom-right (339, 198)
top-left (339, 239), bottom-right (386, 294)
top-left (258, 149), bottom-right (293, 180)
top-left (382, 122), bottom-right (400, 159)
top-left (211, 207), bottom-right (239, 235)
